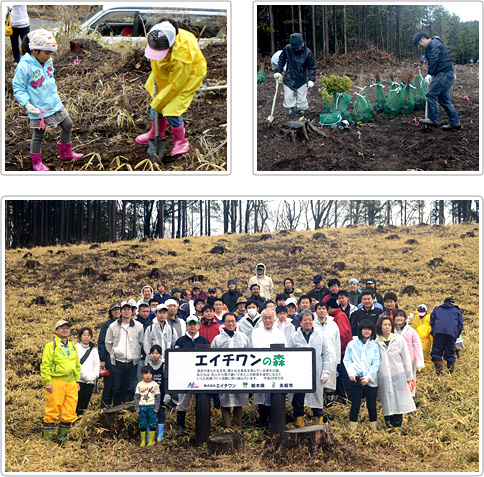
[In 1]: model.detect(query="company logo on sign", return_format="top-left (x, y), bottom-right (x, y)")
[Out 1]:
top-left (187, 382), bottom-right (199, 388)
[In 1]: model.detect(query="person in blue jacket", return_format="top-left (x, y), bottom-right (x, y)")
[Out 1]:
top-left (98, 303), bottom-right (121, 408)
top-left (12, 29), bottom-right (83, 170)
top-left (413, 31), bottom-right (461, 130)
top-left (273, 33), bottom-right (316, 120)
top-left (343, 319), bottom-right (380, 431)
top-left (430, 297), bottom-right (464, 375)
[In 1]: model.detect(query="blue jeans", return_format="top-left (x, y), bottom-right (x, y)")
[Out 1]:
top-left (10, 26), bottom-right (30, 63)
top-left (112, 360), bottom-right (138, 406)
top-left (150, 108), bottom-right (183, 127)
top-left (426, 70), bottom-right (460, 125)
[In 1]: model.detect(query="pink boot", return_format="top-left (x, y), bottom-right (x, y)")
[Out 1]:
top-left (171, 124), bottom-right (189, 156)
top-left (30, 151), bottom-right (50, 171)
top-left (135, 118), bottom-right (168, 145)
top-left (57, 142), bottom-right (83, 161)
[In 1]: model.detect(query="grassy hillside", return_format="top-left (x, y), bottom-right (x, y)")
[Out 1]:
top-left (4, 223), bottom-right (480, 472)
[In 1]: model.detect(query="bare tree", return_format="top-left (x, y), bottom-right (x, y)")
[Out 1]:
top-left (269, 5), bottom-right (275, 54)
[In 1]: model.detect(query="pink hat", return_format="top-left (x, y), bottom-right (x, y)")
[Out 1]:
top-left (144, 22), bottom-right (176, 61)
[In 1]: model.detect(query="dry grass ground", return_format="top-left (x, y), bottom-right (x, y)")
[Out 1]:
top-left (4, 223), bottom-right (480, 472)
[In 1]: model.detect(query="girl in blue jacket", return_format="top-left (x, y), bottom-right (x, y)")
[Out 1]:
top-left (343, 319), bottom-right (380, 431)
top-left (12, 29), bottom-right (83, 171)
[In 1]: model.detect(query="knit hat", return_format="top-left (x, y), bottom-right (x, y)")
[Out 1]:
top-left (290, 33), bottom-right (303, 49)
top-left (145, 22), bottom-right (176, 60)
top-left (171, 287), bottom-right (182, 294)
top-left (28, 29), bottom-right (57, 52)
top-left (228, 278), bottom-right (237, 286)
top-left (444, 297), bottom-right (455, 304)
top-left (417, 304), bottom-right (427, 316)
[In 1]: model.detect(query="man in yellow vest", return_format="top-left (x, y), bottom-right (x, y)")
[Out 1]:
top-left (40, 320), bottom-right (81, 443)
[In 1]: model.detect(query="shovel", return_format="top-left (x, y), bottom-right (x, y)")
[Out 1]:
top-left (267, 77), bottom-right (282, 126)
top-left (147, 81), bottom-right (166, 162)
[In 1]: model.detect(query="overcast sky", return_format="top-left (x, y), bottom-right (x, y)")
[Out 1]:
top-left (441, 2), bottom-right (482, 22)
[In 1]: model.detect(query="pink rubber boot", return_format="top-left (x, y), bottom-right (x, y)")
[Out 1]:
top-left (135, 118), bottom-right (168, 145)
top-left (57, 142), bottom-right (83, 161)
top-left (30, 151), bottom-right (50, 171)
top-left (170, 124), bottom-right (189, 156)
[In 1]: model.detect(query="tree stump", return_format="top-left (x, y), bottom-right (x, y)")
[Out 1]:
top-left (207, 433), bottom-right (244, 455)
top-left (281, 121), bottom-right (309, 142)
top-left (332, 261), bottom-right (346, 271)
top-left (109, 250), bottom-right (120, 257)
top-left (429, 257), bottom-right (444, 267)
top-left (276, 424), bottom-right (336, 454)
top-left (100, 403), bottom-right (136, 434)
top-left (99, 273), bottom-right (109, 282)
top-left (112, 288), bottom-right (127, 297)
top-left (402, 285), bottom-right (418, 296)
top-left (149, 268), bottom-right (163, 279)
top-left (209, 245), bottom-right (227, 254)
top-left (31, 296), bottom-right (47, 305)
top-left (168, 251), bottom-right (177, 256)
top-left (89, 243), bottom-right (100, 249)
top-left (26, 260), bottom-right (41, 270)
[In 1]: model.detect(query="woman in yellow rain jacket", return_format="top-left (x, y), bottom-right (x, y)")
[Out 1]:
top-left (40, 320), bottom-right (81, 443)
top-left (135, 19), bottom-right (207, 156)
top-left (412, 304), bottom-right (433, 369)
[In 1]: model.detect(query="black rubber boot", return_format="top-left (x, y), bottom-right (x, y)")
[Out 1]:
top-left (176, 411), bottom-right (186, 436)
top-left (384, 416), bottom-right (393, 428)
top-left (288, 108), bottom-right (296, 120)
top-left (434, 361), bottom-right (443, 376)
top-left (392, 414), bottom-right (403, 427)
top-left (298, 110), bottom-right (306, 119)
top-left (447, 362), bottom-right (455, 374)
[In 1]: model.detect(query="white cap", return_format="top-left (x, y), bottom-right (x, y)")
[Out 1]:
top-left (286, 298), bottom-right (297, 307)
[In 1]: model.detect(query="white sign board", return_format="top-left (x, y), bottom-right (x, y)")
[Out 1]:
top-left (166, 348), bottom-right (315, 393)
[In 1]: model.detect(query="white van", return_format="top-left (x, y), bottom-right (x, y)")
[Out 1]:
top-left (80, 4), bottom-right (227, 46)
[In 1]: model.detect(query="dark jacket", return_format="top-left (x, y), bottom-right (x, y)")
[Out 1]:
top-left (276, 38), bottom-right (316, 90)
top-left (350, 306), bottom-right (381, 338)
top-left (222, 289), bottom-right (243, 312)
top-left (430, 303), bottom-right (464, 340)
top-left (247, 294), bottom-right (265, 309)
top-left (281, 289), bottom-right (294, 300)
top-left (175, 334), bottom-right (210, 349)
top-left (348, 290), bottom-right (361, 307)
top-left (98, 318), bottom-right (115, 363)
top-left (426, 36), bottom-right (454, 76)
top-left (307, 287), bottom-right (330, 303)
top-left (136, 314), bottom-right (153, 358)
top-left (154, 292), bottom-right (171, 304)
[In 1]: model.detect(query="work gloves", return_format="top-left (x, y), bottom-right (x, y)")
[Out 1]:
top-left (25, 103), bottom-right (40, 114)
top-left (424, 74), bottom-right (433, 85)
top-left (307, 81), bottom-right (314, 88)
top-left (320, 372), bottom-right (329, 385)
top-left (360, 376), bottom-right (370, 386)
top-left (274, 73), bottom-right (282, 80)
top-left (163, 394), bottom-right (171, 405)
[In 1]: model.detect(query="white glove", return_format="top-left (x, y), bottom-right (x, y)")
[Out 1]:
top-left (163, 394), bottom-right (171, 405)
top-left (308, 81), bottom-right (314, 88)
top-left (320, 372), bottom-right (329, 385)
top-left (25, 103), bottom-right (41, 115)
top-left (349, 374), bottom-right (356, 382)
top-left (274, 73), bottom-right (282, 80)
top-left (424, 74), bottom-right (432, 85)
top-left (360, 376), bottom-right (370, 386)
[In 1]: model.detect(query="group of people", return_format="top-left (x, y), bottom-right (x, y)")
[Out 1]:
top-left (271, 30), bottom-right (460, 129)
top-left (10, 17), bottom-right (206, 170)
top-left (40, 263), bottom-right (464, 445)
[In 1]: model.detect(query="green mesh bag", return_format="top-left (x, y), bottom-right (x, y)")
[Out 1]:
top-left (257, 70), bottom-right (265, 84)
top-left (412, 74), bottom-right (426, 111)
top-left (384, 81), bottom-right (402, 117)
top-left (373, 81), bottom-right (387, 114)
top-left (400, 84), bottom-right (415, 116)
top-left (353, 92), bottom-right (374, 123)
top-left (319, 112), bottom-right (342, 127)
top-left (324, 92), bottom-right (352, 123)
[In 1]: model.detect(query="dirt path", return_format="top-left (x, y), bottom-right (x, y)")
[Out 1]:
top-left (257, 50), bottom-right (479, 171)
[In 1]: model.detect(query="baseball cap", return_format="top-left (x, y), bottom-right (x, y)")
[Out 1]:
top-left (121, 300), bottom-right (132, 309)
top-left (192, 281), bottom-right (203, 290)
top-left (165, 299), bottom-right (177, 306)
top-left (156, 303), bottom-right (168, 311)
top-left (313, 274), bottom-right (322, 284)
top-left (236, 296), bottom-right (247, 304)
top-left (444, 297), bottom-right (455, 304)
top-left (144, 22), bottom-right (176, 61)
top-left (171, 287), bottom-right (182, 294)
top-left (285, 298), bottom-right (297, 307)
top-left (55, 319), bottom-right (69, 329)
top-left (110, 302), bottom-right (121, 310)
top-left (208, 287), bottom-right (217, 293)
top-left (417, 304), bottom-right (427, 316)
top-left (186, 316), bottom-right (200, 324)
top-left (366, 278), bottom-right (376, 285)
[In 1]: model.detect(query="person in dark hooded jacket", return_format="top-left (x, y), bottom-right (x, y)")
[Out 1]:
top-left (222, 278), bottom-right (243, 312)
top-left (413, 32), bottom-right (460, 130)
top-left (274, 33), bottom-right (316, 120)
top-left (430, 297), bottom-right (463, 375)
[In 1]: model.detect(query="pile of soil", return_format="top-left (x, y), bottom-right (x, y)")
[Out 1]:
top-left (5, 39), bottom-right (227, 171)
top-left (257, 51), bottom-right (479, 171)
